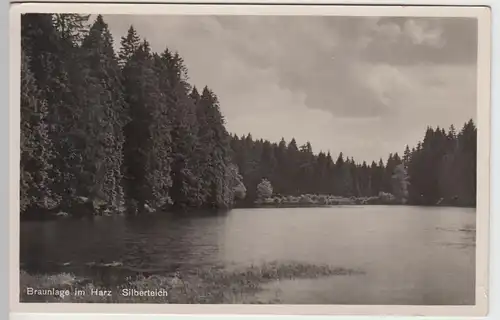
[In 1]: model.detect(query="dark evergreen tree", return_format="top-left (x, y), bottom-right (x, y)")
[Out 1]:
top-left (121, 40), bottom-right (173, 214)
top-left (403, 145), bottom-right (411, 168)
top-left (22, 13), bottom-right (89, 211)
top-left (155, 49), bottom-right (201, 210)
top-left (52, 14), bottom-right (90, 45)
top-left (406, 122), bottom-right (476, 206)
top-left (20, 50), bottom-right (58, 213)
top-left (456, 120), bottom-right (477, 206)
top-left (118, 25), bottom-right (141, 67)
top-left (79, 15), bottom-right (128, 211)
top-left (359, 161), bottom-right (371, 196)
top-left (197, 87), bottom-right (233, 209)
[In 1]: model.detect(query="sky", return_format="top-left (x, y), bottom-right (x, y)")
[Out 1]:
top-left (103, 14), bottom-right (478, 163)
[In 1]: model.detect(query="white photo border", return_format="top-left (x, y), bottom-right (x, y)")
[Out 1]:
top-left (9, 3), bottom-right (492, 317)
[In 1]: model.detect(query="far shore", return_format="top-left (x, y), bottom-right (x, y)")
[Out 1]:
top-left (20, 192), bottom-right (474, 222)
top-left (253, 193), bottom-right (399, 207)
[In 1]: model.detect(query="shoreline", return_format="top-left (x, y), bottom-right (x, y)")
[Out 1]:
top-left (20, 198), bottom-right (475, 222)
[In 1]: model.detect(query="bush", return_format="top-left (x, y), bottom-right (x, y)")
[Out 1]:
top-left (378, 192), bottom-right (396, 203)
top-left (256, 179), bottom-right (273, 200)
top-left (299, 195), bottom-right (314, 204)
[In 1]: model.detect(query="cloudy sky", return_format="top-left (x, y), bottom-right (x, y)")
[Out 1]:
top-left (103, 14), bottom-right (478, 163)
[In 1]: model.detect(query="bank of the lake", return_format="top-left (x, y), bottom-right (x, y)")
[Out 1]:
top-left (20, 261), bottom-right (362, 303)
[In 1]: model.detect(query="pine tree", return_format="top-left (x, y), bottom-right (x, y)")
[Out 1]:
top-left (403, 145), bottom-right (411, 167)
top-left (21, 14), bottom-right (63, 90)
top-left (314, 152), bottom-right (328, 194)
top-left (297, 142), bottom-right (314, 194)
top-left (197, 87), bottom-right (233, 209)
top-left (374, 159), bottom-right (385, 196)
top-left (457, 120), bottom-right (477, 206)
top-left (52, 14), bottom-right (90, 45)
top-left (156, 49), bottom-right (201, 210)
top-left (20, 50), bottom-right (58, 213)
top-left (79, 15), bottom-right (128, 211)
top-left (325, 152), bottom-right (335, 194)
top-left (334, 152), bottom-right (353, 196)
top-left (405, 121), bottom-right (476, 207)
top-left (22, 13), bottom-right (89, 210)
top-left (121, 40), bottom-right (172, 213)
top-left (359, 161), bottom-right (371, 196)
top-left (274, 138), bottom-right (289, 194)
top-left (118, 26), bottom-right (141, 67)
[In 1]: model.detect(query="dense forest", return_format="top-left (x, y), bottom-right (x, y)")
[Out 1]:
top-left (20, 14), bottom-right (477, 219)
top-left (232, 121), bottom-right (476, 207)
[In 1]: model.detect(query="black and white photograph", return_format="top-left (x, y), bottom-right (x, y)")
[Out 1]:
top-left (13, 3), bottom-right (491, 314)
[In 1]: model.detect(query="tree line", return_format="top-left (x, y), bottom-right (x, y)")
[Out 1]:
top-left (231, 120), bottom-right (476, 207)
top-left (20, 14), bottom-right (477, 219)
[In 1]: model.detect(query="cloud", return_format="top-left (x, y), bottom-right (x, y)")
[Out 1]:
top-left (403, 19), bottom-right (445, 47)
top-left (362, 18), bottom-right (445, 48)
top-left (358, 17), bottom-right (477, 65)
top-left (362, 64), bottom-right (414, 109)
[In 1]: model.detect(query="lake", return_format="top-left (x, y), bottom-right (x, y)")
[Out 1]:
top-left (20, 205), bottom-right (476, 305)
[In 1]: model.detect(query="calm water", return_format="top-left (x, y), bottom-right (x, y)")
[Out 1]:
top-left (20, 205), bottom-right (476, 305)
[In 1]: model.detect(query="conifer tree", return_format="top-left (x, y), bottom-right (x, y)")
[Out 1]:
top-left (79, 15), bottom-right (128, 211)
top-left (155, 49), bottom-right (201, 210)
top-left (197, 87), bottom-right (232, 208)
top-left (22, 13), bottom-right (87, 210)
top-left (121, 40), bottom-right (173, 213)
top-left (20, 50), bottom-right (58, 213)
top-left (52, 14), bottom-right (90, 45)
top-left (118, 26), bottom-right (141, 67)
